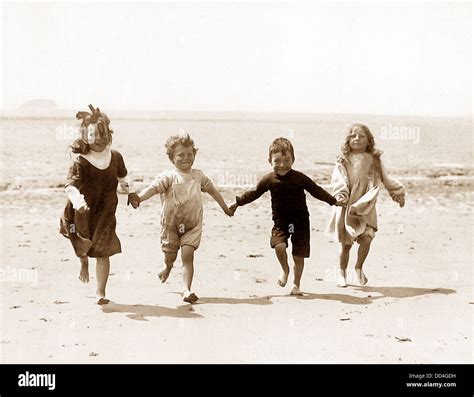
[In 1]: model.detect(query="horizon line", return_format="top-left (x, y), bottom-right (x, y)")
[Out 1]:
top-left (1, 108), bottom-right (471, 121)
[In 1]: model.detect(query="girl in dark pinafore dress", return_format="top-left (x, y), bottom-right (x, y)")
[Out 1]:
top-left (60, 105), bottom-right (139, 304)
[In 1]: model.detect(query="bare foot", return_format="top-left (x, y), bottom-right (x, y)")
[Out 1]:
top-left (96, 297), bottom-right (110, 305)
top-left (182, 290), bottom-right (199, 303)
top-left (290, 285), bottom-right (303, 296)
top-left (277, 270), bottom-right (289, 287)
top-left (337, 275), bottom-right (347, 288)
top-left (158, 265), bottom-right (172, 283)
top-left (355, 269), bottom-right (368, 286)
top-left (79, 261), bottom-right (89, 283)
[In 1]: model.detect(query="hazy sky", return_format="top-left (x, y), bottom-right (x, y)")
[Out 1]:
top-left (1, 1), bottom-right (472, 116)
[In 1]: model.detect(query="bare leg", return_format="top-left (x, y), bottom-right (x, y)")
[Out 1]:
top-left (338, 244), bottom-right (351, 287)
top-left (181, 245), bottom-right (198, 303)
top-left (290, 255), bottom-right (304, 295)
top-left (355, 236), bottom-right (371, 285)
top-left (79, 257), bottom-right (89, 283)
top-left (96, 257), bottom-right (110, 304)
top-left (159, 252), bottom-right (177, 283)
top-left (274, 243), bottom-right (290, 287)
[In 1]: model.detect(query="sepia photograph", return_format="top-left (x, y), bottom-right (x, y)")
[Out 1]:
top-left (0, 0), bottom-right (472, 389)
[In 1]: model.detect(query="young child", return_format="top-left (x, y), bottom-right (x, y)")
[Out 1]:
top-left (60, 105), bottom-right (139, 305)
top-left (229, 137), bottom-right (344, 295)
top-left (131, 132), bottom-right (233, 303)
top-left (326, 123), bottom-right (405, 287)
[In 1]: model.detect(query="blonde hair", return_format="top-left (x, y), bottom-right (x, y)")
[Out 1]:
top-left (337, 123), bottom-right (382, 171)
top-left (165, 132), bottom-right (198, 162)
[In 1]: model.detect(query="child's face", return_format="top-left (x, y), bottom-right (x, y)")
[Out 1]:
top-left (87, 124), bottom-right (109, 152)
top-left (172, 144), bottom-right (195, 171)
top-left (348, 128), bottom-right (369, 153)
top-left (270, 151), bottom-right (293, 176)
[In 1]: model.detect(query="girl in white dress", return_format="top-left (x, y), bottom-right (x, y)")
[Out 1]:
top-left (326, 124), bottom-right (405, 287)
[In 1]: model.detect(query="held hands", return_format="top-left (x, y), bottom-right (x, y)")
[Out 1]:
top-left (228, 202), bottom-right (238, 216)
top-left (223, 202), bottom-right (236, 217)
top-left (127, 193), bottom-right (140, 209)
top-left (334, 194), bottom-right (347, 207)
top-left (223, 206), bottom-right (234, 217)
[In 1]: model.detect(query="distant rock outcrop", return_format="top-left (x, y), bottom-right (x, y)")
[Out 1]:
top-left (3, 99), bottom-right (68, 118)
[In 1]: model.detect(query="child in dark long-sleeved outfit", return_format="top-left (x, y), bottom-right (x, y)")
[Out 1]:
top-left (229, 137), bottom-right (344, 295)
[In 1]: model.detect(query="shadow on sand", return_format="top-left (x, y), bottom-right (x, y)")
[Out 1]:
top-left (195, 296), bottom-right (274, 306)
top-left (296, 286), bottom-right (456, 305)
top-left (101, 287), bottom-right (456, 319)
top-left (101, 301), bottom-right (203, 321)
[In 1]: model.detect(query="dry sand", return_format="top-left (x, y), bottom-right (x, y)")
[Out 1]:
top-left (1, 180), bottom-right (472, 364)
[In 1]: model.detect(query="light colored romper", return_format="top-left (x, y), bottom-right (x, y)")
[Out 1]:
top-left (151, 169), bottom-right (213, 253)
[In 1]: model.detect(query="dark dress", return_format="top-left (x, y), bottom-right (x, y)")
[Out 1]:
top-left (59, 150), bottom-right (127, 258)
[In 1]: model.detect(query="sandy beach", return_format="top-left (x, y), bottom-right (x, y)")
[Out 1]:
top-left (2, 0), bottom-right (473, 369)
top-left (1, 176), bottom-right (472, 363)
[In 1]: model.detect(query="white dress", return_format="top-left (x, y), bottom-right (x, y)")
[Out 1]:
top-left (326, 152), bottom-right (405, 245)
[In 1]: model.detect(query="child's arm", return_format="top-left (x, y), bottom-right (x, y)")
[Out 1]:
top-left (64, 161), bottom-right (88, 212)
top-left (207, 185), bottom-right (233, 216)
top-left (229, 175), bottom-right (270, 215)
top-left (198, 170), bottom-right (233, 216)
top-left (136, 172), bottom-right (171, 205)
top-left (117, 176), bottom-right (140, 208)
top-left (118, 175), bottom-right (135, 193)
top-left (303, 174), bottom-right (339, 206)
top-left (65, 185), bottom-right (88, 212)
top-left (114, 151), bottom-right (140, 208)
top-left (331, 164), bottom-right (350, 204)
top-left (380, 160), bottom-right (405, 207)
top-left (137, 185), bottom-right (157, 204)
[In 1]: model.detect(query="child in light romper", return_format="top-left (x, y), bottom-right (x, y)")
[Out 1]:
top-left (131, 133), bottom-right (233, 303)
